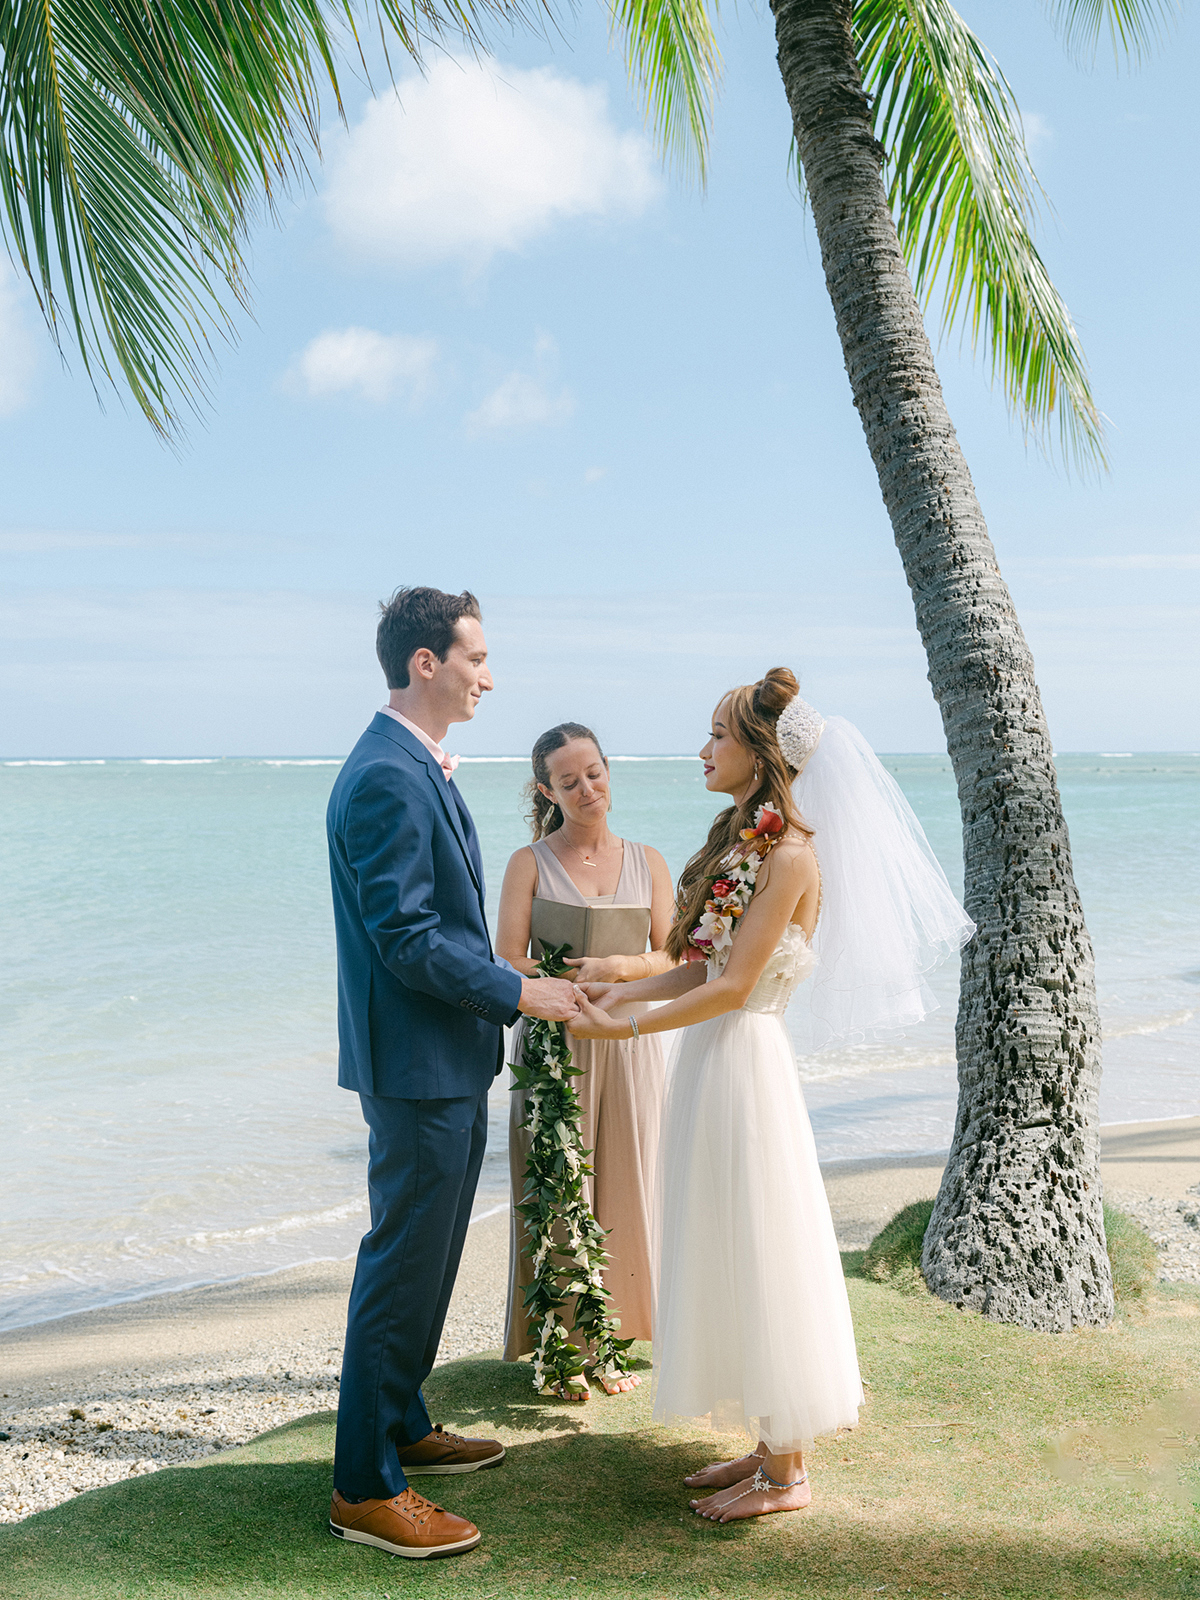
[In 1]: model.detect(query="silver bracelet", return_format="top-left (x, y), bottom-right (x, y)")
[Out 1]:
top-left (627, 1015), bottom-right (640, 1041)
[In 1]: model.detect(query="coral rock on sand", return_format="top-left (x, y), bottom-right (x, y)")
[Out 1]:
top-left (0, 1271), bottom-right (506, 1526)
top-left (1110, 1184), bottom-right (1200, 1285)
top-left (0, 1333), bottom-right (342, 1524)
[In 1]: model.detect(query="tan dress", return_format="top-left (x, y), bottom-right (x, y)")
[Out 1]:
top-left (503, 838), bottom-right (666, 1360)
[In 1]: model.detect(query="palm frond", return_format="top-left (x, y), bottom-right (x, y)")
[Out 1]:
top-left (606, 0), bottom-right (721, 182)
top-left (1042, 0), bottom-right (1177, 64)
top-left (0, 0), bottom-right (348, 434)
top-left (0, 0), bottom-right (556, 437)
top-left (358, 0), bottom-right (559, 84)
top-left (855, 0), bottom-right (1105, 467)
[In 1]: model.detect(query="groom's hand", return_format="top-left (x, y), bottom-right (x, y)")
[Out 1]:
top-left (518, 976), bottom-right (581, 1022)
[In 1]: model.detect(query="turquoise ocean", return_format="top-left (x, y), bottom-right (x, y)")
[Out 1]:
top-left (2, 753), bottom-right (1197, 1332)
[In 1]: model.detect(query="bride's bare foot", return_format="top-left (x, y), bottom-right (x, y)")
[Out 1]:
top-left (691, 1452), bottom-right (812, 1523)
top-left (683, 1446), bottom-right (766, 1489)
top-left (690, 1467), bottom-right (811, 1522)
top-left (597, 1370), bottom-right (642, 1396)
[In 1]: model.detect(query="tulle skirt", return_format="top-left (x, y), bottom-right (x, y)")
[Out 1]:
top-left (652, 1007), bottom-right (863, 1451)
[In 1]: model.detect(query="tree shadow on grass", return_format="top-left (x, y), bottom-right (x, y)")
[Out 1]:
top-left (1, 1353), bottom-right (1195, 1600)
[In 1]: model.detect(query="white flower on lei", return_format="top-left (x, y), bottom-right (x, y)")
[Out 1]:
top-left (693, 908), bottom-right (734, 954)
top-left (689, 842), bottom-right (769, 966)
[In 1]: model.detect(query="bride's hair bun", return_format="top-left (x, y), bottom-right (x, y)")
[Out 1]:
top-left (753, 667), bottom-right (799, 719)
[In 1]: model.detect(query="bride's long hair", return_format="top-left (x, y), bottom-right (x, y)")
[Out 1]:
top-left (665, 668), bottom-right (813, 962)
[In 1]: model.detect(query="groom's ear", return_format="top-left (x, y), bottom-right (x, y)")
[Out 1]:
top-left (409, 646), bottom-right (438, 682)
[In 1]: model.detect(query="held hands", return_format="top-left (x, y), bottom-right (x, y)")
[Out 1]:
top-left (575, 982), bottom-right (623, 1015)
top-left (567, 991), bottom-right (633, 1041)
top-left (518, 976), bottom-right (581, 1023)
top-left (518, 976), bottom-right (637, 1034)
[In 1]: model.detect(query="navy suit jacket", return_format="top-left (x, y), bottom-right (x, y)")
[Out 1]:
top-left (327, 713), bottom-right (524, 1100)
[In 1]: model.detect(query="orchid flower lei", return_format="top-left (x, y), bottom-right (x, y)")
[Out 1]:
top-left (687, 803), bottom-right (786, 970)
top-left (512, 940), bottom-right (635, 1397)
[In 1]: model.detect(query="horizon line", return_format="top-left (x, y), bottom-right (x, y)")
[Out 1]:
top-left (5, 750), bottom-right (1199, 765)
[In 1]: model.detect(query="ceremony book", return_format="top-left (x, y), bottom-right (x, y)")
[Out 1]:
top-left (530, 898), bottom-right (651, 962)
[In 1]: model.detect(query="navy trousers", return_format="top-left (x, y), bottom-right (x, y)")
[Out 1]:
top-left (333, 1089), bottom-right (488, 1498)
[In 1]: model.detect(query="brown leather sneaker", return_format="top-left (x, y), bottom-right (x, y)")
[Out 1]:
top-left (396, 1423), bottom-right (506, 1476)
top-left (328, 1488), bottom-right (481, 1559)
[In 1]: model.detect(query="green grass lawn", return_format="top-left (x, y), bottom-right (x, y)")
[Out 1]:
top-left (3, 1253), bottom-right (1198, 1599)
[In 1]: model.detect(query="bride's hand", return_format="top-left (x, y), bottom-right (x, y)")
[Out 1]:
top-left (567, 992), bottom-right (632, 1040)
top-left (575, 982), bottom-right (622, 1014)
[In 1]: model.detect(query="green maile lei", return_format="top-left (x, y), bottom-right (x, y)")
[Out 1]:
top-left (512, 940), bottom-right (635, 1396)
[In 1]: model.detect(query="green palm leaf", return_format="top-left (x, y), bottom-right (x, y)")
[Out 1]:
top-left (606, 0), bottom-right (720, 181)
top-left (0, 0), bottom-right (549, 436)
top-left (0, 0), bottom-right (341, 434)
top-left (855, 0), bottom-right (1106, 465)
top-left (1044, 0), bottom-right (1177, 62)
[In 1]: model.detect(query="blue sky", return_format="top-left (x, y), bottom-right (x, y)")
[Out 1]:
top-left (1, 0), bottom-right (1196, 757)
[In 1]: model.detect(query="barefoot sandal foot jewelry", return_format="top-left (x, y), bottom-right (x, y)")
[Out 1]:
top-left (711, 1466), bottom-right (809, 1513)
top-left (750, 1466), bottom-right (807, 1493)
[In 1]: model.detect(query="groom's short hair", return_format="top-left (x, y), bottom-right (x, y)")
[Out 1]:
top-left (377, 587), bottom-right (483, 689)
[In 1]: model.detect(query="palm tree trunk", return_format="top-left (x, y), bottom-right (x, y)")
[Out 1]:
top-left (771, 0), bottom-right (1112, 1330)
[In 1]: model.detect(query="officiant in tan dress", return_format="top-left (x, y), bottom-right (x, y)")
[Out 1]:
top-left (496, 722), bottom-right (677, 1393)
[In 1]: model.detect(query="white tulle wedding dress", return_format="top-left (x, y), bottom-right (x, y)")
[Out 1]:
top-left (652, 922), bottom-right (863, 1451)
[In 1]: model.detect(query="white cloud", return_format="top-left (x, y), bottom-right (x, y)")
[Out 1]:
top-left (284, 327), bottom-right (437, 404)
top-left (465, 334), bottom-right (574, 434)
top-left (1022, 111), bottom-right (1053, 155)
top-left (4, 586), bottom-right (1197, 759)
top-left (0, 267), bottom-right (38, 417)
top-left (1089, 553), bottom-right (1200, 570)
top-left (0, 530), bottom-right (188, 553)
top-left (466, 372), bottom-right (574, 433)
top-left (1010, 552), bottom-right (1200, 572)
top-left (584, 466), bottom-right (607, 484)
top-left (324, 58), bottom-right (660, 270)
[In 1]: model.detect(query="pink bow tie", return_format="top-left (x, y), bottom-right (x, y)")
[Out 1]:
top-left (441, 752), bottom-right (460, 780)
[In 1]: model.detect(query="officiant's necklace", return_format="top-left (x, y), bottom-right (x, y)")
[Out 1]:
top-left (560, 827), bottom-right (613, 869)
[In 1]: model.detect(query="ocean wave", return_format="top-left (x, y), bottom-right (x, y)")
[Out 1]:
top-left (1103, 1009), bottom-right (1195, 1039)
top-left (138, 758), bottom-right (219, 765)
top-left (794, 1009), bottom-right (1197, 1075)
top-left (795, 1047), bottom-right (957, 1083)
top-left (0, 1193), bottom-right (510, 1332)
top-left (260, 759), bottom-right (344, 766)
top-left (36, 1262), bottom-right (95, 1284)
top-left (184, 1195), bottom-right (368, 1248)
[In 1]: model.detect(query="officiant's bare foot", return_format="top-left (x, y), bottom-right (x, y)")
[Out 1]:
top-left (690, 1468), bottom-right (811, 1522)
top-left (597, 1370), bottom-right (641, 1396)
top-left (540, 1378), bottom-right (589, 1403)
top-left (683, 1445), bottom-right (766, 1489)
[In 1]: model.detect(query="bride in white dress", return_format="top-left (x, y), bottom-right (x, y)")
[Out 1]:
top-left (570, 667), bottom-right (973, 1523)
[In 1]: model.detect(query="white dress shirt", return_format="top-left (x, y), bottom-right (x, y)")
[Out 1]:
top-left (379, 705), bottom-right (459, 781)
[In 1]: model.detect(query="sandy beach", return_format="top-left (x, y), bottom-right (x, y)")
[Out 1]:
top-left (2, 1117), bottom-right (1197, 1525)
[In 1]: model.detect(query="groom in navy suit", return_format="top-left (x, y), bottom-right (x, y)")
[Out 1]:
top-left (326, 587), bottom-right (579, 1560)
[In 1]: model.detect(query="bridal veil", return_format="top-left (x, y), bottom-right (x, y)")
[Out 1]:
top-left (776, 701), bottom-right (976, 1054)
